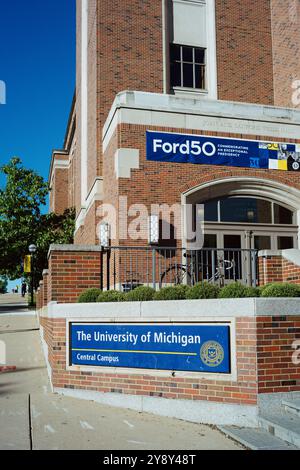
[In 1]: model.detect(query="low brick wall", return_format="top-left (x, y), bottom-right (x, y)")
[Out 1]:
top-left (257, 314), bottom-right (300, 394)
top-left (39, 298), bottom-right (300, 426)
top-left (258, 249), bottom-right (300, 285)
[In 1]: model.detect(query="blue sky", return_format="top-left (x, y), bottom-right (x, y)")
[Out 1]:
top-left (0, 0), bottom-right (76, 185)
top-left (0, 0), bottom-right (76, 287)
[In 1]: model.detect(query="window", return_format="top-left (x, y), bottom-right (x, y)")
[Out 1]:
top-left (203, 197), bottom-right (295, 225)
top-left (220, 198), bottom-right (272, 224)
top-left (170, 44), bottom-right (206, 90)
top-left (278, 237), bottom-right (294, 249)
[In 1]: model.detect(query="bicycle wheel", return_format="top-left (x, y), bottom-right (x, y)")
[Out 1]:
top-left (160, 265), bottom-right (191, 286)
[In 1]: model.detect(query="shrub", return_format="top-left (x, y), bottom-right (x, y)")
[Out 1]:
top-left (154, 285), bottom-right (191, 301)
top-left (97, 290), bottom-right (126, 302)
top-left (186, 282), bottom-right (220, 300)
top-left (78, 288), bottom-right (102, 303)
top-left (125, 286), bottom-right (156, 302)
top-left (219, 282), bottom-right (260, 299)
top-left (261, 282), bottom-right (300, 298)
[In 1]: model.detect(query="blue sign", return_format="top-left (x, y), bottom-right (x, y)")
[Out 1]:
top-left (70, 323), bottom-right (231, 374)
top-left (146, 131), bottom-right (300, 172)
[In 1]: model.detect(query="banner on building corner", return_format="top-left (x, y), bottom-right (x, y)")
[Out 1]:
top-left (146, 131), bottom-right (300, 171)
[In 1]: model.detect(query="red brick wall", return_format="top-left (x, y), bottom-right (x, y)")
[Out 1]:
top-left (40, 312), bottom-right (300, 404)
top-left (75, 201), bottom-right (101, 245)
top-left (271, 0), bottom-right (300, 108)
top-left (47, 249), bottom-right (101, 303)
top-left (42, 316), bottom-right (257, 406)
top-left (101, 123), bottom-right (300, 248)
top-left (215, 0), bottom-right (274, 105)
top-left (87, 0), bottom-right (98, 191)
top-left (257, 315), bottom-right (300, 393)
top-left (258, 255), bottom-right (300, 285)
top-left (42, 272), bottom-right (49, 307)
top-left (59, 0), bottom-right (300, 244)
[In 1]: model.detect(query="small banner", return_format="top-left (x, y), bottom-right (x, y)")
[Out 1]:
top-left (23, 255), bottom-right (31, 273)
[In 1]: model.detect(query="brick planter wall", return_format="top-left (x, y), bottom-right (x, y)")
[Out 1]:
top-left (47, 246), bottom-right (102, 304)
top-left (38, 298), bottom-right (300, 426)
top-left (257, 315), bottom-right (300, 393)
top-left (41, 315), bottom-right (257, 406)
top-left (258, 250), bottom-right (300, 285)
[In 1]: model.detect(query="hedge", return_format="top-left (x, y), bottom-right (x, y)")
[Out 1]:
top-left (186, 282), bottom-right (220, 300)
top-left (154, 285), bottom-right (190, 301)
top-left (78, 288), bottom-right (102, 303)
top-left (260, 282), bottom-right (300, 298)
top-left (219, 283), bottom-right (260, 299)
top-left (125, 286), bottom-right (156, 301)
top-left (97, 290), bottom-right (126, 302)
top-left (77, 282), bottom-right (300, 302)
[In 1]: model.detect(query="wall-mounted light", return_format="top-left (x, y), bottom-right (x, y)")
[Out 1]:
top-left (247, 209), bottom-right (255, 222)
top-left (99, 223), bottom-right (110, 248)
top-left (148, 215), bottom-right (159, 245)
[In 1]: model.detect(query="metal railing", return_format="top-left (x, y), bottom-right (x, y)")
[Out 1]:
top-left (101, 247), bottom-right (258, 291)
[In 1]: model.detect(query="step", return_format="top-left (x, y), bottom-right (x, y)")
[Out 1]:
top-left (258, 411), bottom-right (300, 448)
top-left (282, 399), bottom-right (300, 418)
top-left (219, 426), bottom-right (298, 450)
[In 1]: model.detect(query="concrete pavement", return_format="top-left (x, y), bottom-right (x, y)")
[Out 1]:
top-left (0, 293), bottom-right (30, 315)
top-left (0, 307), bottom-right (242, 450)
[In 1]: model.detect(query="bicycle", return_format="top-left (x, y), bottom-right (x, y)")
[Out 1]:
top-left (160, 255), bottom-right (235, 287)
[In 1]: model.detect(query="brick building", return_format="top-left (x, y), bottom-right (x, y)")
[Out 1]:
top-left (39, 1), bottom-right (300, 434)
top-left (49, 0), bottom-right (300, 287)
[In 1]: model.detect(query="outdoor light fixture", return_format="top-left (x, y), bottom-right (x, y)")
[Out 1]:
top-left (29, 244), bottom-right (37, 254)
top-left (148, 215), bottom-right (159, 244)
top-left (100, 223), bottom-right (110, 248)
top-left (247, 209), bottom-right (255, 221)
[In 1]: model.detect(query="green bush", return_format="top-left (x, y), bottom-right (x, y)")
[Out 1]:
top-left (219, 282), bottom-right (260, 299)
top-left (153, 285), bottom-right (190, 301)
top-left (97, 290), bottom-right (126, 302)
top-left (125, 286), bottom-right (155, 302)
top-left (186, 282), bottom-right (220, 300)
top-left (260, 282), bottom-right (300, 298)
top-left (78, 288), bottom-right (102, 303)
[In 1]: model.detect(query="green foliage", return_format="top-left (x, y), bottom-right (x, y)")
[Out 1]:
top-left (260, 282), bottom-right (300, 298)
top-left (33, 208), bottom-right (76, 281)
top-left (97, 290), bottom-right (126, 302)
top-left (0, 158), bottom-right (75, 282)
top-left (0, 276), bottom-right (8, 294)
top-left (154, 285), bottom-right (190, 301)
top-left (125, 286), bottom-right (155, 302)
top-left (78, 288), bottom-right (102, 303)
top-left (186, 282), bottom-right (220, 299)
top-left (219, 282), bottom-right (260, 298)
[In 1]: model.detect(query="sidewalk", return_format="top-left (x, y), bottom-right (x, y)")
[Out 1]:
top-left (0, 293), bottom-right (30, 315)
top-left (0, 312), bottom-right (242, 450)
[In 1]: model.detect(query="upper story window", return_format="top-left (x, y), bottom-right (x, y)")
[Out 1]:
top-left (170, 44), bottom-right (206, 90)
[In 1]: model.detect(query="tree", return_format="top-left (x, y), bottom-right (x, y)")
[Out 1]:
top-left (0, 277), bottom-right (8, 294)
top-left (0, 157), bottom-right (75, 282)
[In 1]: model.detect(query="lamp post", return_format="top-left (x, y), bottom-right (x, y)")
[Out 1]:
top-left (28, 244), bottom-right (37, 306)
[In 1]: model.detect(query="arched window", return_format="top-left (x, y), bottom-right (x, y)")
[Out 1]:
top-left (203, 197), bottom-right (295, 225)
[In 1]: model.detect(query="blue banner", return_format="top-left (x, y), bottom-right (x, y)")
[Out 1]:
top-left (70, 323), bottom-right (231, 374)
top-left (146, 131), bottom-right (300, 172)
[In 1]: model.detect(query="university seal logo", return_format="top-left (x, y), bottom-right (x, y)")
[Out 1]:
top-left (200, 341), bottom-right (224, 368)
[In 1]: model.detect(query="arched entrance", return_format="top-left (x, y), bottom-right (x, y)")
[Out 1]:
top-left (182, 177), bottom-right (300, 284)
